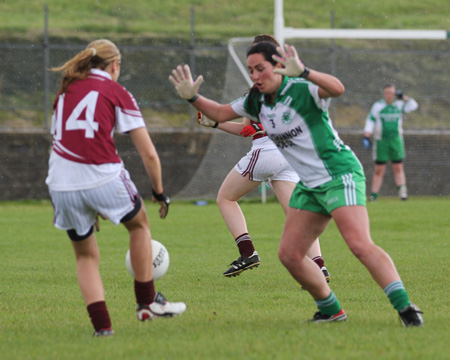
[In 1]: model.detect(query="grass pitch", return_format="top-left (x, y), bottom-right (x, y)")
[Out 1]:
top-left (1, 197), bottom-right (449, 359)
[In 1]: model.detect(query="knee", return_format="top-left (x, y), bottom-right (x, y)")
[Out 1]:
top-left (278, 243), bottom-right (304, 268)
top-left (347, 241), bottom-right (375, 261)
top-left (374, 167), bottom-right (385, 176)
top-left (216, 192), bottom-right (225, 207)
top-left (216, 191), bottom-right (236, 207)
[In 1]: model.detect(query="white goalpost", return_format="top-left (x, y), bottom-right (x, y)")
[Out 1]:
top-left (274, 0), bottom-right (449, 45)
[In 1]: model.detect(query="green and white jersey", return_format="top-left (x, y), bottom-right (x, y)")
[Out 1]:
top-left (364, 98), bottom-right (418, 140)
top-left (231, 76), bottom-right (362, 188)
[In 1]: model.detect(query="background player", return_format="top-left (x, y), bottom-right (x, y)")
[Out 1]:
top-left (198, 34), bottom-right (330, 281)
top-left (198, 112), bottom-right (330, 281)
top-left (363, 85), bottom-right (418, 201)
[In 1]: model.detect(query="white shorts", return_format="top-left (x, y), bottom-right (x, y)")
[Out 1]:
top-left (49, 168), bottom-right (140, 236)
top-left (235, 146), bottom-right (299, 183)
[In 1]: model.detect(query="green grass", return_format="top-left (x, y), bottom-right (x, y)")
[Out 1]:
top-left (0, 0), bottom-right (449, 42)
top-left (1, 197), bottom-right (449, 359)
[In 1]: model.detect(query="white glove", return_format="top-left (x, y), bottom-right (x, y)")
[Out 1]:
top-left (272, 45), bottom-right (306, 77)
top-left (169, 64), bottom-right (204, 100)
top-left (197, 112), bottom-right (218, 128)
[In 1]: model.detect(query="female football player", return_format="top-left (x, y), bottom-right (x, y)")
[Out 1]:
top-left (169, 40), bottom-right (422, 327)
top-left (47, 39), bottom-right (185, 336)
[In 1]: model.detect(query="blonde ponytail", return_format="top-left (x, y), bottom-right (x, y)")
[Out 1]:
top-left (52, 39), bottom-right (120, 94)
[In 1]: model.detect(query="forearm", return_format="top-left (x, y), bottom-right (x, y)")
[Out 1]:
top-left (129, 128), bottom-right (163, 194)
top-left (216, 121), bottom-right (246, 135)
top-left (308, 70), bottom-right (345, 98)
top-left (141, 152), bottom-right (163, 194)
top-left (364, 119), bottom-right (375, 136)
top-left (190, 95), bottom-right (239, 123)
top-left (404, 97), bottom-right (418, 112)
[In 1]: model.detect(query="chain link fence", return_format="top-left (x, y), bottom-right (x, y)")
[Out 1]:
top-left (0, 37), bottom-right (449, 199)
top-left (1, 38), bottom-right (449, 131)
top-left (0, 41), bottom-right (228, 130)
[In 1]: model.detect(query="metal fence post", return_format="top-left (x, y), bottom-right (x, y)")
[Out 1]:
top-left (189, 6), bottom-right (196, 129)
top-left (44, 4), bottom-right (50, 129)
top-left (330, 10), bottom-right (336, 121)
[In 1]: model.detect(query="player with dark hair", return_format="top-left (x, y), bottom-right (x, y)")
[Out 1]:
top-left (363, 84), bottom-right (418, 201)
top-left (46, 39), bottom-right (186, 337)
top-left (169, 40), bottom-right (423, 326)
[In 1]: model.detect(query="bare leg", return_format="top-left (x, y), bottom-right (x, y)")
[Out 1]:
top-left (371, 163), bottom-right (387, 194)
top-left (392, 162), bottom-right (406, 187)
top-left (272, 180), bottom-right (322, 260)
top-left (278, 208), bottom-right (331, 299)
top-left (72, 233), bottom-right (104, 305)
top-left (332, 205), bottom-right (400, 288)
top-left (122, 203), bottom-right (153, 282)
top-left (216, 168), bottom-right (260, 238)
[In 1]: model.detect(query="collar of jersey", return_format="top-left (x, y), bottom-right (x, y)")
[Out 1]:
top-left (90, 68), bottom-right (112, 80)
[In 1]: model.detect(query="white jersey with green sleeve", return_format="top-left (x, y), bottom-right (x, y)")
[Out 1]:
top-left (231, 76), bottom-right (362, 188)
top-left (363, 98), bottom-right (418, 140)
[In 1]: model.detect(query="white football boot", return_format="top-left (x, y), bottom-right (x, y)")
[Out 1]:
top-left (137, 292), bottom-right (186, 321)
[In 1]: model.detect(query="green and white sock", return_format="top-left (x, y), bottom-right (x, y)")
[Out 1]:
top-left (384, 280), bottom-right (411, 311)
top-left (315, 292), bottom-right (342, 315)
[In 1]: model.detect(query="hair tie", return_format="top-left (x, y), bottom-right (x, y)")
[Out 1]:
top-left (91, 48), bottom-right (97, 57)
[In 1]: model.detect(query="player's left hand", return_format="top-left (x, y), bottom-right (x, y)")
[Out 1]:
top-left (152, 190), bottom-right (170, 219)
top-left (272, 45), bottom-right (305, 77)
top-left (169, 64), bottom-right (203, 101)
top-left (240, 123), bottom-right (266, 137)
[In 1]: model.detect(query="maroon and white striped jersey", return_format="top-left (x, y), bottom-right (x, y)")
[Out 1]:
top-left (46, 69), bottom-right (146, 191)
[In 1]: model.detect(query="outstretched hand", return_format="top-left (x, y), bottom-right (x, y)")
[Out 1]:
top-left (272, 44), bottom-right (306, 77)
top-left (169, 64), bottom-right (203, 100)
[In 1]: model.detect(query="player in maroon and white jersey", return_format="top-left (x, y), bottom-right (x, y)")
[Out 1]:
top-left (46, 39), bottom-right (185, 337)
top-left (198, 113), bottom-right (330, 281)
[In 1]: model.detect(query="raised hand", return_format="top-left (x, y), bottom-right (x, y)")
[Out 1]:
top-left (169, 64), bottom-right (203, 101)
top-left (272, 44), bottom-right (307, 78)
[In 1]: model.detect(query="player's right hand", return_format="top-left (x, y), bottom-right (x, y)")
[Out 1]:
top-left (272, 44), bottom-right (305, 77)
top-left (362, 137), bottom-right (371, 149)
top-left (197, 112), bottom-right (218, 128)
top-left (169, 64), bottom-right (203, 100)
top-left (152, 190), bottom-right (170, 219)
top-left (240, 123), bottom-right (266, 137)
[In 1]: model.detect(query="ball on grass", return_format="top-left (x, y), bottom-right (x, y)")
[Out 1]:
top-left (125, 239), bottom-right (170, 281)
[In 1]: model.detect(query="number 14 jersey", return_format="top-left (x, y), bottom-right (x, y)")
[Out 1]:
top-left (46, 69), bottom-right (146, 191)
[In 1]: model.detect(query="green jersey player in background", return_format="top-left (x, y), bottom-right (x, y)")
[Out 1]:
top-left (169, 39), bottom-right (423, 327)
top-left (363, 85), bottom-right (418, 201)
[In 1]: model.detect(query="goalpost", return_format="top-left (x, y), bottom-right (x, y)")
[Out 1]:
top-left (273, 0), bottom-right (449, 45)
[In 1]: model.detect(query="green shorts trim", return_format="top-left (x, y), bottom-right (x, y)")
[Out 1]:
top-left (374, 137), bottom-right (405, 163)
top-left (289, 169), bottom-right (367, 216)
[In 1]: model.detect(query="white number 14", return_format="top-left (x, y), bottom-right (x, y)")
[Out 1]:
top-left (53, 91), bottom-right (100, 140)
